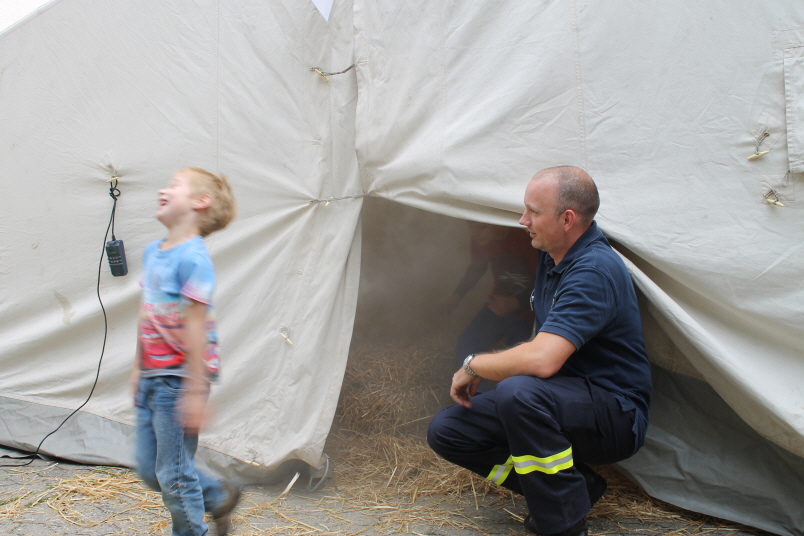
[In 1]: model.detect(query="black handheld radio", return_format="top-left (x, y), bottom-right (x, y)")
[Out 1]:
top-left (105, 239), bottom-right (128, 277)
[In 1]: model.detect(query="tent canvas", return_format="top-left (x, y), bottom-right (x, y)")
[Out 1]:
top-left (1, 1), bottom-right (803, 534)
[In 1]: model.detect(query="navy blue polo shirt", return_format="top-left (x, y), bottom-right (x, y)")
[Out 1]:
top-left (531, 221), bottom-right (651, 438)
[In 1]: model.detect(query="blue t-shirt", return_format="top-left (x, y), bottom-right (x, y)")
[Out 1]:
top-left (138, 236), bottom-right (220, 379)
top-left (531, 222), bottom-right (651, 445)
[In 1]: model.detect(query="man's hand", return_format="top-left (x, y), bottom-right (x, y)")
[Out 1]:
top-left (179, 388), bottom-right (208, 435)
top-left (446, 333), bottom-right (576, 398)
top-left (487, 293), bottom-right (520, 317)
top-left (450, 368), bottom-right (482, 408)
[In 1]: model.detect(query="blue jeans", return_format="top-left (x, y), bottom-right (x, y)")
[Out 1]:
top-left (135, 375), bottom-right (226, 536)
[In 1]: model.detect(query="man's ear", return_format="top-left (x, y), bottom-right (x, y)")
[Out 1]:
top-left (193, 193), bottom-right (212, 210)
top-left (562, 209), bottom-right (577, 230)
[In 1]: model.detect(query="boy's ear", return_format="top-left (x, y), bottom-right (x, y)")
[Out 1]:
top-left (193, 193), bottom-right (212, 211)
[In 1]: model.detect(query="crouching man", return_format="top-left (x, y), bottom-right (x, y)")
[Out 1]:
top-left (427, 166), bottom-right (651, 536)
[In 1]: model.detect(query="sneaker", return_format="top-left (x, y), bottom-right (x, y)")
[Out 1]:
top-left (576, 464), bottom-right (607, 506)
top-left (524, 515), bottom-right (588, 536)
top-left (212, 480), bottom-right (242, 536)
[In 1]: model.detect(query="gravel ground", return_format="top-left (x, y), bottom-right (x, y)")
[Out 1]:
top-left (0, 457), bottom-right (771, 536)
top-left (0, 340), bottom-right (774, 536)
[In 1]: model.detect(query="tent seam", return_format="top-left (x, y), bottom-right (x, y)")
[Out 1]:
top-left (438, 0), bottom-right (446, 191)
top-left (215, 0), bottom-right (220, 170)
top-left (570, 0), bottom-right (587, 168)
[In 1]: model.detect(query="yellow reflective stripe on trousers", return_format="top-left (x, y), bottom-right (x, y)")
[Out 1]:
top-left (486, 456), bottom-right (514, 485)
top-left (511, 447), bottom-right (574, 475)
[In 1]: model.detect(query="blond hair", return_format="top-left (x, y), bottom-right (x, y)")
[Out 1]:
top-left (182, 167), bottom-right (237, 237)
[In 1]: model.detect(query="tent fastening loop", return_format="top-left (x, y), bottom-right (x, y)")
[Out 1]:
top-left (309, 63), bottom-right (356, 81)
top-left (279, 327), bottom-right (293, 345)
top-left (748, 130), bottom-right (770, 160)
top-left (309, 193), bottom-right (367, 205)
top-left (763, 188), bottom-right (785, 207)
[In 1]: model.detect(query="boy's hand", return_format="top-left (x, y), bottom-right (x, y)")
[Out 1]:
top-left (130, 367), bottom-right (141, 399)
top-left (181, 299), bottom-right (211, 434)
top-left (131, 339), bottom-right (142, 400)
top-left (179, 389), bottom-right (208, 435)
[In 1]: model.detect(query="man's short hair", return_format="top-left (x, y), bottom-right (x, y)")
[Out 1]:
top-left (542, 166), bottom-right (599, 224)
top-left (183, 167), bottom-right (237, 237)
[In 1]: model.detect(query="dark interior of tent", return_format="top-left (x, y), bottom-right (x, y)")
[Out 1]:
top-left (336, 196), bottom-right (804, 535)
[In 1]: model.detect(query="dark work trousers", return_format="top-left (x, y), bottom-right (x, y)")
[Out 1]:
top-left (427, 375), bottom-right (638, 534)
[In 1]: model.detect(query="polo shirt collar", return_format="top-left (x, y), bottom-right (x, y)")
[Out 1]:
top-left (542, 221), bottom-right (605, 275)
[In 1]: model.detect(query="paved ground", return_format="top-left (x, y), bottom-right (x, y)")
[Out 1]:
top-left (0, 457), bottom-right (771, 536)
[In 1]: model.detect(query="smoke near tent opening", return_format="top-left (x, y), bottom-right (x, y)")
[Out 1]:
top-left (352, 196), bottom-right (506, 346)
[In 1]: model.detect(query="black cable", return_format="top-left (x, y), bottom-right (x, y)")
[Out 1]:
top-left (109, 180), bottom-right (120, 240)
top-left (0, 180), bottom-right (120, 467)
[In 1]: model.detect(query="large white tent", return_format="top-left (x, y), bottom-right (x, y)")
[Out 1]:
top-left (1, 1), bottom-right (803, 534)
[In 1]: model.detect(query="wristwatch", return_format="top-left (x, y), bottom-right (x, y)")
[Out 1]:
top-left (463, 354), bottom-right (479, 378)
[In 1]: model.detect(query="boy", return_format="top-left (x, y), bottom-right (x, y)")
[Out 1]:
top-left (132, 167), bottom-right (239, 536)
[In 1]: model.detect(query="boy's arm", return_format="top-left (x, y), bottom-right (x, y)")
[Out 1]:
top-left (180, 298), bottom-right (212, 434)
top-left (131, 338), bottom-right (142, 398)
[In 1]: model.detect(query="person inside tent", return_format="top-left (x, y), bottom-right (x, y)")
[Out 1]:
top-left (437, 221), bottom-right (538, 388)
top-left (428, 166), bottom-right (651, 536)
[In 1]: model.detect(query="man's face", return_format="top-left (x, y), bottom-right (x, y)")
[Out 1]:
top-left (518, 176), bottom-right (564, 253)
